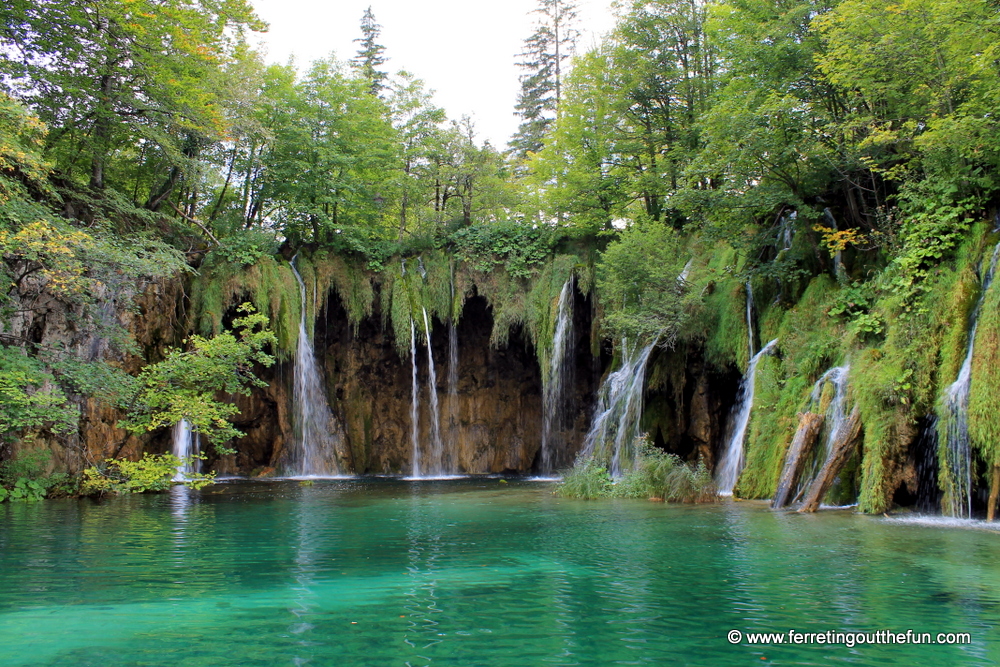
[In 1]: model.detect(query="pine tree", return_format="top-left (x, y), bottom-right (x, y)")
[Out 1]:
top-left (511, 0), bottom-right (579, 158)
top-left (352, 6), bottom-right (388, 97)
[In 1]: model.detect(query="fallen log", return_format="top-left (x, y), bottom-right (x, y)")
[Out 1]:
top-left (798, 405), bottom-right (862, 513)
top-left (772, 412), bottom-right (824, 509)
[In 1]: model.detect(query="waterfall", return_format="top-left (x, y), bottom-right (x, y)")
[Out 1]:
top-left (410, 317), bottom-right (421, 477)
top-left (288, 259), bottom-right (341, 477)
top-left (422, 307), bottom-right (445, 475)
top-left (795, 365), bottom-right (851, 497)
top-left (940, 240), bottom-right (1000, 517)
top-left (678, 258), bottom-right (693, 283)
top-left (580, 338), bottom-right (657, 479)
top-left (540, 278), bottom-right (575, 474)
top-left (171, 419), bottom-right (198, 482)
top-left (446, 262), bottom-right (459, 461)
top-left (716, 339), bottom-right (779, 496)
top-left (745, 282), bottom-right (756, 359)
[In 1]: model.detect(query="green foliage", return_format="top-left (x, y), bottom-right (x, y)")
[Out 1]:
top-left (120, 304), bottom-right (276, 453)
top-left (557, 438), bottom-right (717, 503)
top-left (190, 254), bottom-right (301, 355)
top-left (81, 453), bottom-right (214, 495)
top-left (450, 221), bottom-right (556, 279)
top-left (5, 477), bottom-right (45, 501)
top-left (597, 222), bottom-right (688, 347)
top-left (968, 257), bottom-right (1000, 466)
top-left (0, 347), bottom-right (78, 437)
top-left (735, 355), bottom-right (813, 500)
top-left (616, 440), bottom-right (717, 503)
top-left (0, 448), bottom-right (50, 485)
top-left (556, 457), bottom-right (612, 500)
top-left (0, 449), bottom-right (79, 501)
top-left (218, 229), bottom-right (280, 267)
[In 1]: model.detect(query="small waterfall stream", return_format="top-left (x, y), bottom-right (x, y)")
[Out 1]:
top-left (171, 419), bottom-right (198, 482)
top-left (716, 339), bottom-right (779, 496)
top-left (410, 318), bottom-right (421, 477)
top-left (447, 270), bottom-right (459, 454)
top-left (940, 240), bottom-right (1000, 517)
top-left (540, 278), bottom-right (574, 474)
top-left (745, 282), bottom-right (756, 359)
top-left (799, 365), bottom-right (850, 496)
top-left (288, 259), bottom-right (341, 477)
top-left (580, 338), bottom-right (657, 478)
top-left (422, 308), bottom-right (445, 475)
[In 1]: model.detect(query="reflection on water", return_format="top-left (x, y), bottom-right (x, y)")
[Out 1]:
top-left (1, 480), bottom-right (999, 666)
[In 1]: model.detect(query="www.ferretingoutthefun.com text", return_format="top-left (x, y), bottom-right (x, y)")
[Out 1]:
top-left (728, 629), bottom-right (972, 648)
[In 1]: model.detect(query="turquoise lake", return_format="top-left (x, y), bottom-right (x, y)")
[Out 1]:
top-left (1, 478), bottom-right (998, 666)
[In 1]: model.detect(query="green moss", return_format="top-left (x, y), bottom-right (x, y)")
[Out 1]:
top-left (189, 254), bottom-right (300, 358)
top-left (736, 355), bottom-right (813, 499)
top-left (693, 244), bottom-right (749, 371)
top-left (967, 248), bottom-right (1000, 466)
top-left (775, 275), bottom-right (842, 380)
top-left (312, 250), bottom-right (375, 335)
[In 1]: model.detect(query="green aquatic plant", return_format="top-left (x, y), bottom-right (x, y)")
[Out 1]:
top-left (556, 457), bottom-right (612, 499)
top-left (557, 438), bottom-right (717, 503)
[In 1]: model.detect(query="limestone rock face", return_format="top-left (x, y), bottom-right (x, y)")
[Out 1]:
top-left (216, 289), bottom-right (602, 476)
top-left (317, 293), bottom-right (590, 474)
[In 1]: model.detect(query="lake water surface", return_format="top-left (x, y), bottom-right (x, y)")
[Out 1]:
top-left (1, 478), bottom-right (998, 666)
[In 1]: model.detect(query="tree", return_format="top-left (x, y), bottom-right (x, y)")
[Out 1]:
top-left (388, 72), bottom-right (446, 239)
top-left (353, 6), bottom-right (389, 97)
top-left (510, 0), bottom-right (579, 158)
top-left (597, 221), bottom-right (689, 346)
top-left (260, 58), bottom-right (399, 244)
top-left (0, 0), bottom-right (264, 198)
top-left (120, 304), bottom-right (276, 453)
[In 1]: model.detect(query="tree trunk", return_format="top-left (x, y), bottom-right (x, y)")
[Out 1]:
top-left (988, 465), bottom-right (1000, 522)
top-left (772, 412), bottom-right (824, 509)
top-left (90, 72), bottom-right (114, 190)
top-left (798, 406), bottom-right (862, 513)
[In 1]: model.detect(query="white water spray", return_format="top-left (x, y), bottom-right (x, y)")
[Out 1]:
top-left (422, 307), bottom-right (444, 475)
top-left (580, 338), bottom-right (657, 478)
top-left (410, 317), bottom-right (421, 477)
top-left (540, 278), bottom-right (575, 473)
top-left (940, 241), bottom-right (1000, 517)
top-left (288, 259), bottom-right (341, 476)
top-left (716, 339), bottom-right (779, 495)
top-left (171, 419), bottom-right (198, 482)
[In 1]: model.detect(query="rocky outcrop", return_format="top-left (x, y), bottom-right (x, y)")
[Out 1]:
top-left (217, 286), bottom-right (601, 475)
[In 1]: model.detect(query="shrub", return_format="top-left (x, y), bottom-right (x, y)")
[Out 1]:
top-left (81, 453), bottom-right (214, 495)
top-left (556, 457), bottom-right (612, 499)
top-left (557, 438), bottom-right (717, 503)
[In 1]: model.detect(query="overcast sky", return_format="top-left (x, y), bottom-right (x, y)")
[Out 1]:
top-left (250, 0), bottom-right (618, 148)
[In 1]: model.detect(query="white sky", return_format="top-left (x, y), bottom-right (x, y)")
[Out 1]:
top-left (250, 0), bottom-right (618, 148)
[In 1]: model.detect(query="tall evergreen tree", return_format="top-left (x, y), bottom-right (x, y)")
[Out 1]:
top-left (510, 0), bottom-right (579, 158)
top-left (352, 6), bottom-right (388, 97)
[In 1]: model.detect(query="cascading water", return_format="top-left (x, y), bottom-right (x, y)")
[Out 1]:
top-left (410, 317), bottom-right (421, 477)
top-left (171, 419), bottom-right (197, 482)
top-left (447, 268), bottom-right (459, 453)
top-left (716, 339), bottom-right (779, 496)
top-left (799, 365), bottom-right (850, 493)
top-left (422, 307), bottom-right (445, 475)
top-left (580, 338), bottom-right (657, 478)
top-left (288, 259), bottom-right (341, 477)
top-left (540, 278), bottom-right (575, 474)
top-left (940, 240), bottom-right (1000, 517)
